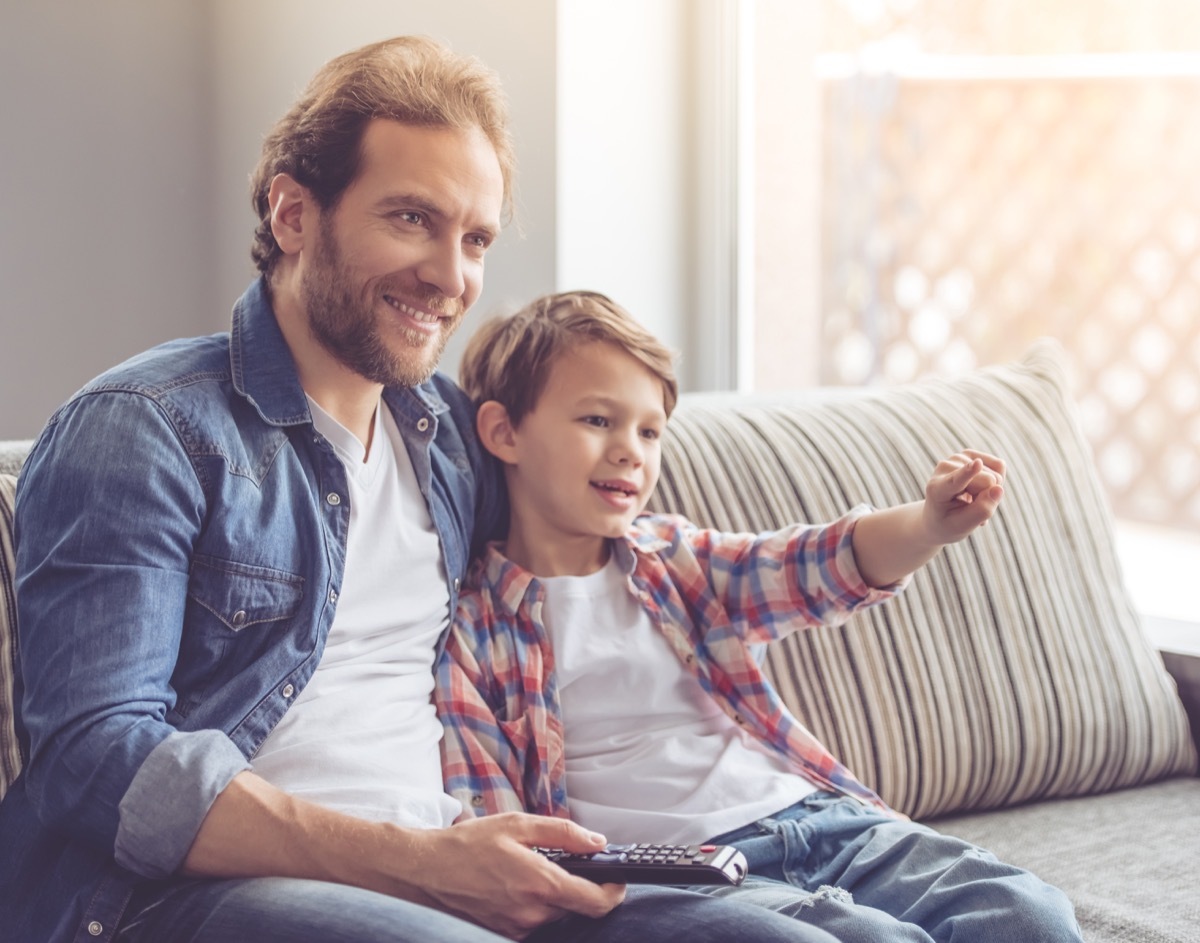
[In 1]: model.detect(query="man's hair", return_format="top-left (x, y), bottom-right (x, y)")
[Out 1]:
top-left (250, 35), bottom-right (515, 276)
top-left (460, 290), bottom-right (679, 426)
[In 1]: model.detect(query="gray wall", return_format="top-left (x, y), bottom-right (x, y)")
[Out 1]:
top-left (0, 1), bottom-right (559, 440)
top-left (1, 2), bottom-right (216, 439)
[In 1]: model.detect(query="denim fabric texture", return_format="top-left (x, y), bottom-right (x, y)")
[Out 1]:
top-left (0, 278), bottom-right (504, 943)
top-left (704, 792), bottom-right (1085, 943)
top-left (114, 880), bottom-right (844, 943)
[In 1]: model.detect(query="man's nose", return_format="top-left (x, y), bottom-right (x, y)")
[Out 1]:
top-left (416, 238), bottom-right (467, 300)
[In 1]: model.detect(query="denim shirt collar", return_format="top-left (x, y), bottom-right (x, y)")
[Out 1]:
top-left (228, 276), bottom-right (451, 428)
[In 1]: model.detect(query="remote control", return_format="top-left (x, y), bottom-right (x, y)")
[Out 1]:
top-left (536, 842), bottom-right (748, 885)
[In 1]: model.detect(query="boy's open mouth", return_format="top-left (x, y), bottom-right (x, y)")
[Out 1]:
top-left (592, 480), bottom-right (637, 498)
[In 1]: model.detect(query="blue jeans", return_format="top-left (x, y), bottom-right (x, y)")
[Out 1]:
top-left (113, 876), bottom-right (842, 943)
top-left (703, 792), bottom-right (1084, 943)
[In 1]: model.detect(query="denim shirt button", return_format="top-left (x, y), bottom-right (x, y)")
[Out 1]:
top-left (329, 588), bottom-right (338, 604)
top-left (282, 683), bottom-right (295, 699)
top-left (417, 417), bottom-right (430, 433)
top-left (326, 492), bottom-right (341, 506)
top-left (231, 610), bottom-right (247, 628)
top-left (87, 922), bottom-right (103, 937)
top-left (453, 577), bottom-right (461, 592)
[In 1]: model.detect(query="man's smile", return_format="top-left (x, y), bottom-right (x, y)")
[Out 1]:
top-left (383, 294), bottom-right (444, 325)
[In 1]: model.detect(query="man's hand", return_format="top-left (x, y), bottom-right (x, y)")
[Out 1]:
top-left (922, 449), bottom-right (1005, 546)
top-left (404, 813), bottom-right (626, 939)
top-left (182, 774), bottom-right (622, 941)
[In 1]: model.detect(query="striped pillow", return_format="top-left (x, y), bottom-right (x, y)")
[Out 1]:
top-left (0, 473), bottom-right (21, 799)
top-left (648, 339), bottom-right (1197, 820)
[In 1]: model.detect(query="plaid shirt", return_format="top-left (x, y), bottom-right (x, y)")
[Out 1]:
top-left (436, 508), bottom-right (905, 823)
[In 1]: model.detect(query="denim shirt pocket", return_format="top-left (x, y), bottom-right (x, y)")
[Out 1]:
top-left (173, 556), bottom-right (305, 722)
top-left (187, 555), bottom-right (305, 631)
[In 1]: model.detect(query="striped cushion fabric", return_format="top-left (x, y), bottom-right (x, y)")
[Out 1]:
top-left (0, 473), bottom-right (21, 799)
top-left (648, 339), bottom-right (1198, 820)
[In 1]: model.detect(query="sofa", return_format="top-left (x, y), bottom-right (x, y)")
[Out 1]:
top-left (1, 339), bottom-right (1197, 942)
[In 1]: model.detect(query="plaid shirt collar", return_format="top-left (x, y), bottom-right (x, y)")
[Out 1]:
top-left (476, 520), bottom-right (673, 613)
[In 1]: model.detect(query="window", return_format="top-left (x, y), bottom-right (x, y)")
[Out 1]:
top-left (745, 0), bottom-right (1200, 624)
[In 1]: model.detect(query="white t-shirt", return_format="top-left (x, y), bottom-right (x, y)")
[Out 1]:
top-left (540, 555), bottom-right (817, 845)
top-left (251, 399), bottom-right (459, 829)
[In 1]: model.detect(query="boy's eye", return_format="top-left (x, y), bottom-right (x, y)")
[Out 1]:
top-left (582, 416), bottom-right (609, 428)
top-left (641, 428), bottom-right (661, 441)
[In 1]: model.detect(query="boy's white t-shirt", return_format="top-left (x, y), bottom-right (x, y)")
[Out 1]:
top-left (251, 398), bottom-right (460, 830)
top-left (540, 555), bottom-right (817, 845)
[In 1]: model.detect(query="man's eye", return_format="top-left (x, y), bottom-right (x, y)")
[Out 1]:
top-left (466, 234), bottom-right (491, 250)
top-left (392, 211), bottom-right (424, 226)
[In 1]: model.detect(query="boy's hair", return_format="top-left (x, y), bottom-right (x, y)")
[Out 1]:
top-left (250, 35), bottom-right (515, 276)
top-left (460, 290), bottom-right (679, 425)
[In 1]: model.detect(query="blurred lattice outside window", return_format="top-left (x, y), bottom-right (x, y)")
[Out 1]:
top-left (751, 0), bottom-right (1200, 537)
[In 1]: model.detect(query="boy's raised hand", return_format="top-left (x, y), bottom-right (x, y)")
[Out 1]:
top-left (922, 449), bottom-right (1006, 546)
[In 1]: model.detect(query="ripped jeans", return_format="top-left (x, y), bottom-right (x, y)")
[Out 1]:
top-left (700, 791), bottom-right (1084, 943)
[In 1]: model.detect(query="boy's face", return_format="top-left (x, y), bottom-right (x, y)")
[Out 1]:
top-left (500, 340), bottom-right (668, 576)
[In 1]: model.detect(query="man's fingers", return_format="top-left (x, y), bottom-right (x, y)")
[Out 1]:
top-left (511, 812), bottom-right (608, 854)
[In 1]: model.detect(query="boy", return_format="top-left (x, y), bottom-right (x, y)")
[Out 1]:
top-left (436, 290), bottom-right (1083, 942)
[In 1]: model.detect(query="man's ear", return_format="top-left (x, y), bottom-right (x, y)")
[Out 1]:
top-left (267, 173), bottom-right (309, 256)
top-left (476, 400), bottom-right (519, 464)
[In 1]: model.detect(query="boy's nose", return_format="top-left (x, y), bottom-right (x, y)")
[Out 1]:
top-left (611, 433), bottom-right (644, 466)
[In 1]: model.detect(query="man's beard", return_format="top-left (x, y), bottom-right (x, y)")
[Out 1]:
top-left (300, 216), bottom-right (463, 388)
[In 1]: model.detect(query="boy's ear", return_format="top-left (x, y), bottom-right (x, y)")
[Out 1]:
top-left (475, 400), bottom-right (519, 464)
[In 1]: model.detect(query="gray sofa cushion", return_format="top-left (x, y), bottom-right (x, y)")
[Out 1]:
top-left (933, 777), bottom-right (1200, 943)
top-left (648, 339), bottom-right (1197, 820)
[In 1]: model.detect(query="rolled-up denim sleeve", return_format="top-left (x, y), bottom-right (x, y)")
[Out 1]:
top-left (116, 730), bottom-right (250, 876)
top-left (15, 389), bottom-right (244, 875)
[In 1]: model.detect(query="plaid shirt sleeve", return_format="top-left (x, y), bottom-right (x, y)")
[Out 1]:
top-left (645, 505), bottom-right (905, 647)
top-left (436, 574), bottom-right (569, 821)
top-left (435, 594), bottom-right (531, 820)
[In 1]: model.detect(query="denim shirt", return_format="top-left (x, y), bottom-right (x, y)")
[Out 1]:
top-left (0, 278), bottom-right (503, 943)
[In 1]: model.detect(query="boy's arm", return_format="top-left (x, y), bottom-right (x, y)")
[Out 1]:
top-left (851, 450), bottom-right (1005, 588)
top-left (657, 452), bottom-right (1003, 643)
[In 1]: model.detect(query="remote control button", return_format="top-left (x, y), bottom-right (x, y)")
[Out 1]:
top-left (700, 844), bottom-right (717, 853)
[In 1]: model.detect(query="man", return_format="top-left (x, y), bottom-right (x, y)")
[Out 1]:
top-left (0, 36), bottom-right (838, 943)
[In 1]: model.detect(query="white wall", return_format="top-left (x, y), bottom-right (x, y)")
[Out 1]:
top-left (0, 2), bottom-right (215, 439)
top-left (557, 1), bottom-right (695, 384)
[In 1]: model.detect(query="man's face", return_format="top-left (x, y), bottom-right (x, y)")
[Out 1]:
top-left (301, 120), bottom-right (504, 387)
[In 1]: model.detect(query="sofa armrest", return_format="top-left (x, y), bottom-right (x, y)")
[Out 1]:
top-left (1161, 649), bottom-right (1200, 759)
top-left (1140, 615), bottom-right (1200, 760)
top-left (0, 440), bottom-right (32, 477)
